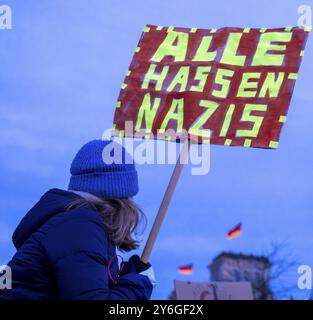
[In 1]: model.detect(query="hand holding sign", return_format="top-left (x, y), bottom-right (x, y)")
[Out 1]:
top-left (112, 25), bottom-right (309, 263)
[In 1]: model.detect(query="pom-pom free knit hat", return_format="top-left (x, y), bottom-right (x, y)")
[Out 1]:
top-left (68, 140), bottom-right (138, 199)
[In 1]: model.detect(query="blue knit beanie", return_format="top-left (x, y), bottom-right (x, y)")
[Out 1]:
top-left (68, 139), bottom-right (138, 199)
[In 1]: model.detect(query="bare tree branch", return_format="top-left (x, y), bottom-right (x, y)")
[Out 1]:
top-left (258, 240), bottom-right (299, 300)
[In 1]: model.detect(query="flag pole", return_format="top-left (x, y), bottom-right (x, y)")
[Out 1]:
top-left (141, 139), bottom-right (190, 263)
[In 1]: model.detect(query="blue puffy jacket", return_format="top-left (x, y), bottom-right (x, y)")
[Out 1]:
top-left (0, 189), bottom-right (152, 300)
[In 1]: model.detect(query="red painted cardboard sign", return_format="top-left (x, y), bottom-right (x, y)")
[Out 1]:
top-left (113, 25), bottom-right (309, 148)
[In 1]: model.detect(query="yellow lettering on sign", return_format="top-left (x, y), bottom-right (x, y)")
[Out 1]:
top-left (167, 66), bottom-right (190, 92)
top-left (236, 104), bottom-right (267, 138)
top-left (212, 68), bottom-right (235, 98)
top-left (142, 64), bottom-right (169, 91)
top-left (220, 33), bottom-right (246, 66)
top-left (259, 72), bottom-right (285, 98)
top-left (252, 32), bottom-right (292, 66)
top-left (151, 31), bottom-right (189, 62)
top-left (188, 100), bottom-right (219, 138)
top-left (237, 72), bottom-right (261, 97)
top-left (159, 98), bottom-right (184, 133)
top-left (220, 103), bottom-right (235, 137)
top-left (192, 36), bottom-right (217, 61)
top-left (135, 93), bottom-right (161, 133)
top-left (190, 66), bottom-right (212, 92)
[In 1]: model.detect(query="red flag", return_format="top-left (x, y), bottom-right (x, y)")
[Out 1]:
top-left (178, 264), bottom-right (193, 275)
top-left (226, 223), bottom-right (242, 240)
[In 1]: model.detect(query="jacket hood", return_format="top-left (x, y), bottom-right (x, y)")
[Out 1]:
top-left (12, 189), bottom-right (81, 250)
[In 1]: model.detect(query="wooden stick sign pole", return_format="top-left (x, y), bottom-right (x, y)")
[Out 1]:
top-left (141, 139), bottom-right (191, 263)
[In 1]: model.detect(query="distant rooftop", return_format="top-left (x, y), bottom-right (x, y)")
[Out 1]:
top-left (209, 251), bottom-right (271, 268)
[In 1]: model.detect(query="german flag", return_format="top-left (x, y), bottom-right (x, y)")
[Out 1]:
top-left (178, 264), bottom-right (193, 275)
top-left (226, 223), bottom-right (242, 240)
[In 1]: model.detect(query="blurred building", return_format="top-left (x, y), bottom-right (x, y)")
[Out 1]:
top-left (208, 252), bottom-right (272, 300)
top-left (168, 289), bottom-right (176, 300)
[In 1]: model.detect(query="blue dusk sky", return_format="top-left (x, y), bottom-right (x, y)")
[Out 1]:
top-left (0, 0), bottom-right (312, 299)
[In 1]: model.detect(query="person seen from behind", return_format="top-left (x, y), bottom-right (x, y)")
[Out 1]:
top-left (0, 139), bottom-right (155, 300)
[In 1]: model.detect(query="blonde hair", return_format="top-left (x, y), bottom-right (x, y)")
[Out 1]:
top-left (66, 194), bottom-right (146, 251)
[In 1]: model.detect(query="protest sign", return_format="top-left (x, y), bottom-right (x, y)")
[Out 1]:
top-left (112, 25), bottom-right (310, 263)
top-left (113, 25), bottom-right (309, 148)
top-left (174, 280), bottom-right (253, 300)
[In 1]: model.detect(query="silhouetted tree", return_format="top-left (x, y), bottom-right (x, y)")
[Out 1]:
top-left (256, 240), bottom-right (298, 300)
